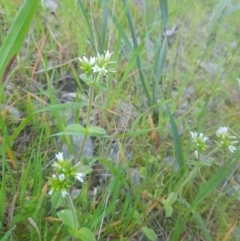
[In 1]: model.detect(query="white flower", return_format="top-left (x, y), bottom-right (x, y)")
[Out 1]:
top-left (104, 50), bottom-right (113, 61)
top-left (48, 189), bottom-right (54, 196)
top-left (92, 65), bottom-right (100, 73)
top-left (97, 50), bottom-right (114, 62)
top-left (215, 126), bottom-right (238, 153)
top-left (53, 152), bottom-right (72, 171)
top-left (89, 56), bottom-right (96, 65)
top-left (59, 173), bottom-right (65, 182)
top-left (75, 173), bottom-right (85, 183)
top-left (228, 145), bottom-right (237, 153)
top-left (216, 126), bottom-right (237, 140)
top-left (190, 131), bottom-right (208, 157)
top-left (194, 150), bottom-right (200, 159)
top-left (61, 189), bottom-right (67, 198)
top-left (190, 131), bottom-right (208, 144)
top-left (92, 65), bottom-right (108, 75)
top-left (98, 66), bottom-right (108, 75)
top-left (55, 152), bottom-right (64, 162)
top-left (216, 126), bottom-right (228, 137)
top-left (79, 55), bottom-right (97, 75)
top-left (79, 56), bottom-right (88, 63)
top-left (52, 161), bottom-right (61, 169)
top-left (79, 51), bottom-right (115, 76)
top-left (79, 56), bottom-right (96, 66)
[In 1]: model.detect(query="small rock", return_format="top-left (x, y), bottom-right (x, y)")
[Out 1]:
top-left (62, 135), bottom-right (93, 165)
top-left (41, 0), bottom-right (58, 13)
top-left (131, 168), bottom-right (141, 186)
top-left (0, 104), bottom-right (21, 119)
top-left (200, 61), bottom-right (219, 76)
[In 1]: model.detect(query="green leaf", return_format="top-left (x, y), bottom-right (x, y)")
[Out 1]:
top-left (164, 203), bottom-right (173, 217)
top-left (56, 125), bottom-right (107, 137)
top-left (159, 0), bottom-right (168, 30)
top-left (95, 81), bottom-right (108, 91)
top-left (166, 105), bottom-right (186, 176)
top-left (34, 102), bottom-right (88, 113)
top-left (74, 227), bottom-right (96, 241)
top-left (0, 0), bottom-right (40, 82)
top-left (77, 165), bottom-right (92, 175)
top-left (153, 36), bottom-right (168, 106)
top-left (166, 192), bottom-right (177, 205)
top-left (79, 73), bottom-right (90, 83)
top-left (0, 225), bottom-right (16, 241)
top-left (132, 210), bottom-right (142, 225)
top-left (53, 123), bottom-right (88, 137)
top-left (51, 192), bottom-right (65, 209)
top-left (161, 192), bottom-right (177, 217)
top-left (52, 131), bottom-right (85, 137)
top-left (66, 124), bottom-right (86, 134)
top-left (88, 126), bottom-right (107, 137)
top-left (141, 226), bottom-right (157, 241)
top-left (57, 209), bottom-right (79, 232)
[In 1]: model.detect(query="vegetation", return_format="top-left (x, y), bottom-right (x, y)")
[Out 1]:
top-left (1, 0), bottom-right (240, 240)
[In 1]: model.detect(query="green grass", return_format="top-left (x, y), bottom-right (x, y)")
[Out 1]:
top-left (1, 0), bottom-right (240, 240)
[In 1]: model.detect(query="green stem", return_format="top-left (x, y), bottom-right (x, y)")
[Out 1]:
top-left (202, 146), bottom-right (219, 162)
top-left (66, 192), bottom-right (78, 240)
top-left (176, 165), bottom-right (200, 195)
top-left (177, 146), bottom-right (220, 194)
top-left (77, 75), bottom-right (99, 163)
top-left (86, 84), bottom-right (94, 130)
top-left (77, 134), bottom-right (88, 164)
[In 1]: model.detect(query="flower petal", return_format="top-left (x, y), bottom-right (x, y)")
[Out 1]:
top-left (61, 189), bottom-right (67, 197)
top-left (75, 173), bottom-right (85, 183)
top-left (56, 152), bottom-right (64, 162)
top-left (59, 173), bottom-right (65, 182)
top-left (48, 189), bottom-right (54, 196)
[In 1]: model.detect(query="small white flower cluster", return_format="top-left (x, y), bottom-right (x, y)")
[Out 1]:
top-left (48, 152), bottom-right (86, 198)
top-left (190, 126), bottom-right (238, 159)
top-left (215, 126), bottom-right (238, 153)
top-left (190, 131), bottom-right (208, 158)
top-left (79, 50), bottom-right (115, 76)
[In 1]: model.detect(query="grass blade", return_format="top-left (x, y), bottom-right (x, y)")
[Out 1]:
top-left (102, 0), bottom-right (110, 49)
top-left (122, 0), bottom-right (152, 106)
top-left (0, 225), bottom-right (16, 241)
top-left (110, 8), bottom-right (133, 52)
top-left (210, 0), bottom-right (230, 21)
top-left (0, 130), bottom-right (7, 224)
top-left (166, 105), bottom-right (185, 176)
top-left (223, 4), bottom-right (240, 17)
top-left (0, 114), bottom-right (17, 169)
top-left (0, 0), bottom-right (40, 82)
top-left (77, 0), bottom-right (97, 52)
top-left (153, 36), bottom-right (168, 108)
top-left (171, 153), bottom-right (238, 240)
top-left (159, 0), bottom-right (168, 31)
top-left (179, 198), bottom-right (213, 241)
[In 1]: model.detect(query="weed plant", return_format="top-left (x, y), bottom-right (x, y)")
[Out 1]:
top-left (0, 0), bottom-right (240, 240)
